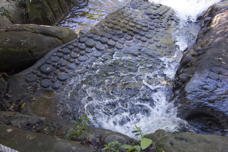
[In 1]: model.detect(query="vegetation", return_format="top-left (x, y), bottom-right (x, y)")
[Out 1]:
top-left (103, 126), bottom-right (153, 152)
top-left (66, 114), bottom-right (90, 140)
top-left (0, 7), bottom-right (9, 17)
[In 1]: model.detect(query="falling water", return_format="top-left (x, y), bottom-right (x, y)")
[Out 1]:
top-left (60, 0), bottom-right (221, 138)
top-left (58, 0), bottom-right (130, 32)
top-left (150, 0), bottom-right (221, 51)
top-left (149, 0), bottom-right (221, 21)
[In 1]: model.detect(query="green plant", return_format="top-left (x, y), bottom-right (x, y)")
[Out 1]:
top-left (66, 114), bottom-right (90, 140)
top-left (103, 126), bottom-right (153, 152)
top-left (103, 141), bottom-right (122, 152)
top-left (121, 126), bottom-right (153, 152)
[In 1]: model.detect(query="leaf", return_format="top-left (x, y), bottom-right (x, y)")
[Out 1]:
top-left (140, 137), bottom-right (153, 150)
top-left (121, 144), bottom-right (134, 150)
top-left (132, 125), bottom-right (143, 137)
top-left (133, 145), bottom-right (141, 152)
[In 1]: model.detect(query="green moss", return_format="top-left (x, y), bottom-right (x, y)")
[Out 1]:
top-left (66, 115), bottom-right (90, 140)
top-left (0, 7), bottom-right (10, 18)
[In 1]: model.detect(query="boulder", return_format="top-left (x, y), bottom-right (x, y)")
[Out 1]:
top-left (0, 15), bottom-right (12, 26)
top-left (174, 1), bottom-right (228, 135)
top-left (148, 130), bottom-right (228, 152)
top-left (0, 124), bottom-right (95, 152)
top-left (26, 0), bottom-right (87, 25)
top-left (0, 0), bottom-right (26, 25)
top-left (0, 24), bottom-right (76, 73)
top-left (0, 111), bottom-right (133, 150)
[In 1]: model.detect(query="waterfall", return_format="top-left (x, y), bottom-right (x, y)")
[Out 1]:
top-left (61, 0), bottom-right (221, 138)
top-left (149, 0), bottom-right (221, 21)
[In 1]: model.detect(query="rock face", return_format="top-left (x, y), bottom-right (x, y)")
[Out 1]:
top-left (26, 0), bottom-right (87, 25)
top-left (0, 0), bottom-right (25, 26)
top-left (0, 111), bottom-right (133, 151)
top-left (174, 0), bottom-right (228, 136)
top-left (0, 0), bottom-right (179, 123)
top-left (148, 130), bottom-right (228, 152)
top-left (0, 24), bottom-right (76, 73)
top-left (0, 124), bottom-right (95, 152)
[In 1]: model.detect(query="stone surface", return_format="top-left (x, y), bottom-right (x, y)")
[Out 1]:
top-left (148, 130), bottom-right (228, 152)
top-left (0, 0), bottom-right (25, 25)
top-left (174, 0), bottom-right (228, 136)
top-left (0, 0), bottom-right (178, 121)
top-left (0, 111), bottom-right (133, 150)
top-left (0, 24), bottom-right (76, 73)
top-left (0, 1), bottom-right (227, 150)
top-left (0, 124), bottom-right (95, 152)
top-left (26, 0), bottom-right (87, 25)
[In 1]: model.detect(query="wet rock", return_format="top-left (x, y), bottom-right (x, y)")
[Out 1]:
top-left (18, 93), bottom-right (60, 119)
top-left (52, 81), bottom-right (62, 90)
top-left (71, 127), bottom-right (133, 147)
top-left (0, 24), bottom-right (76, 73)
top-left (0, 111), bottom-right (71, 138)
top-left (0, 124), bottom-right (95, 152)
top-left (0, 0), bottom-right (26, 26)
top-left (0, 15), bottom-right (12, 26)
top-left (0, 111), bottom-right (134, 150)
top-left (174, 1), bottom-right (228, 136)
top-left (26, 0), bottom-right (86, 25)
top-left (40, 79), bottom-right (52, 88)
top-left (0, 74), bottom-right (8, 107)
top-left (147, 130), bottom-right (228, 152)
top-left (1, 0), bottom-right (178, 125)
top-left (58, 73), bottom-right (69, 81)
top-left (40, 64), bottom-right (54, 74)
top-left (78, 55), bottom-right (88, 62)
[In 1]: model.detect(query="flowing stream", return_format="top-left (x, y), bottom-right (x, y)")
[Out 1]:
top-left (59, 0), bottom-right (221, 138)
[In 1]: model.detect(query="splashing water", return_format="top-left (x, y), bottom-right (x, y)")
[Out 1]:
top-left (59, 0), bottom-right (130, 32)
top-left (60, 0), bottom-right (221, 138)
top-left (149, 0), bottom-right (221, 21)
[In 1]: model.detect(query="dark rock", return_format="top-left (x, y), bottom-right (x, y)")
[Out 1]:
top-left (0, 111), bottom-right (134, 150)
top-left (107, 39), bottom-right (116, 47)
top-left (1, 0), bottom-right (179, 127)
top-left (0, 0), bottom-right (25, 25)
top-left (70, 52), bottom-right (78, 58)
top-left (50, 56), bottom-right (60, 62)
top-left (174, 1), bottom-right (228, 136)
top-left (40, 64), bottom-right (53, 74)
top-left (25, 74), bottom-right (37, 82)
top-left (0, 124), bottom-right (95, 152)
top-left (85, 48), bottom-right (93, 53)
top-left (40, 79), bottom-right (52, 88)
top-left (147, 130), bottom-right (228, 152)
top-left (58, 73), bottom-right (69, 81)
top-left (26, 0), bottom-right (83, 25)
top-left (0, 24), bottom-right (76, 73)
top-left (78, 43), bottom-right (86, 50)
top-left (95, 42), bottom-right (105, 51)
top-left (52, 81), bottom-right (62, 90)
top-left (61, 48), bottom-right (71, 54)
top-left (85, 39), bottom-right (95, 47)
top-left (100, 37), bottom-right (108, 43)
top-left (92, 51), bottom-right (102, 57)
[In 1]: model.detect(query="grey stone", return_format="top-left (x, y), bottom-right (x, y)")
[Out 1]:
top-left (40, 64), bottom-right (53, 74)
top-left (40, 79), bottom-right (52, 88)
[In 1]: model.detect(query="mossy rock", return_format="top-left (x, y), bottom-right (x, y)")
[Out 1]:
top-left (147, 130), bottom-right (228, 152)
top-left (26, 0), bottom-right (79, 25)
top-left (0, 124), bottom-right (95, 152)
top-left (0, 24), bottom-right (76, 73)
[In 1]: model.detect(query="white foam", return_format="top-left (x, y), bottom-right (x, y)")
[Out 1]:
top-left (62, 0), bottom-right (221, 139)
top-left (149, 0), bottom-right (221, 21)
top-left (84, 0), bottom-right (221, 138)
